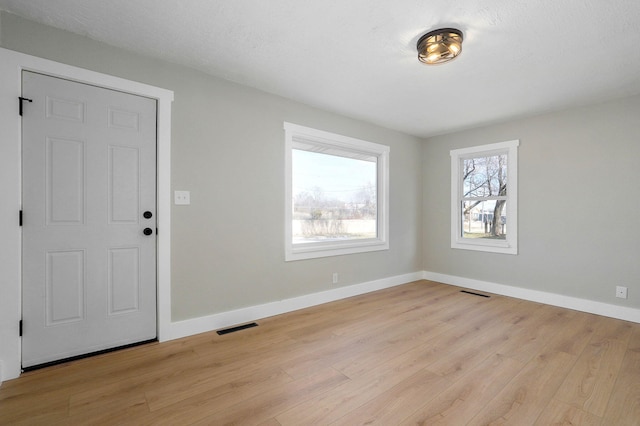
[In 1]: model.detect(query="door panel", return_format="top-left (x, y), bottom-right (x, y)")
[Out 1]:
top-left (22, 71), bottom-right (157, 368)
top-left (46, 137), bottom-right (85, 225)
top-left (46, 95), bottom-right (85, 122)
top-left (108, 247), bottom-right (140, 315)
top-left (109, 145), bottom-right (140, 223)
top-left (46, 250), bottom-right (85, 325)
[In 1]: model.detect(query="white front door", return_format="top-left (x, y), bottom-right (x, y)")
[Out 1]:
top-left (21, 71), bottom-right (157, 368)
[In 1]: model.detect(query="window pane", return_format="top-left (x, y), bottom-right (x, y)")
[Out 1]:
top-left (463, 154), bottom-right (507, 198)
top-left (292, 149), bottom-right (377, 244)
top-left (462, 200), bottom-right (507, 240)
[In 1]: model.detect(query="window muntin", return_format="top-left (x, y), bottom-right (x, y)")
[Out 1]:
top-left (451, 140), bottom-right (518, 254)
top-left (285, 122), bottom-right (389, 261)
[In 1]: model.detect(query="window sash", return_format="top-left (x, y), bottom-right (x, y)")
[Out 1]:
top-left (285, 122), bottom-right (389, 261)
top-left (450, 140), bottom-right (519, 254)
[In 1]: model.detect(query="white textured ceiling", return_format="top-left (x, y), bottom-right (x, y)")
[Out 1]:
top-left (1, 0), bottom-right (639, 137)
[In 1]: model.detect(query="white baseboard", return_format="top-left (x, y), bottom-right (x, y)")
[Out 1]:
top-left (423, 271), bottom-right (640, 324)
top-left (167, 271), bottom-right (424, 340)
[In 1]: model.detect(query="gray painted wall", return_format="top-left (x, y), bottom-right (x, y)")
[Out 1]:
top-left (0, 12), bottom-right (423, 321)
top-left (423, 95), bottom-right (640, 308)
top-left (3, 10), bottom-right (637, 322)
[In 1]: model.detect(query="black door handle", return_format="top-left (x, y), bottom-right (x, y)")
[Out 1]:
top-left (143, 211), bottom-right (153, 219)
top-left (143, 228), bottom-right (153, 236)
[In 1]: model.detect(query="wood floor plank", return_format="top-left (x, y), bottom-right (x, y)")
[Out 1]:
top-left (535, 399), bottom-right (602, 426)
top-left (601, 327), bottom-right (640, 425)
top-left (190, 367), bottom-right (348, 426)
top-left (466, 349), bottom-right (577, 425)
top-left (68, 390), bottom-right (150, 425)
top-left (423, 319), bottom-right (512, 379)
top-left (0, 342), bottom-right (200, 401)
top-left (330, 318), bottom-right (454, 379)
top-left (275, 333), bottom-right (452, 425)
top-left (591, 315), bottom-right (635, 343)
top-left (541, 311), bottom-right (599, 357)
top-left (256, 419), bottom-right (282, 426)
top-left (141, 368), bottom-right (295, 424)
top-left (553, 332), bottom-right (628, 416)
top-left (144, 365), bottom-right (294, 412)
top-left (629, 325), bottom-right (640, 351)
top-left (139, 367), bottom-right (343, 425)
top-left (399, 354), bottom-right (525, 425)
top-left (497, 304), bottom-right (575, 363)
top-left (0, 390), bottom-right (69, 425)
top-left (2, 280), bottom-right (639, 425)
top-left (434, 291), bottom-right (500, 326)
top-left (329, 284), bottom-right (459, 338)
top-left (329, 367), bottom-right (448, 425)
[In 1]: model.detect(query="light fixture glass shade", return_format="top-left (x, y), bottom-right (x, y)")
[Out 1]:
top-left (417, 28), bottom-right (463, 65)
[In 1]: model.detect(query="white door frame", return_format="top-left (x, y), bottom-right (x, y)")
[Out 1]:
top-left (0, 47), bottom-right (174, 382)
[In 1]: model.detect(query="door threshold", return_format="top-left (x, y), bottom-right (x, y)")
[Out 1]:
top-left (22, 338), bottom-right (158, 372)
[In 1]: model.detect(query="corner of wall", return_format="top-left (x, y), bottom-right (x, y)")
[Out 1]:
top-left (423, 270), bottom-right (640, 324)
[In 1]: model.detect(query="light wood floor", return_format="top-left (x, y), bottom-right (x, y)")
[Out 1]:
top-left (2, 280), bottom-right (639, 425)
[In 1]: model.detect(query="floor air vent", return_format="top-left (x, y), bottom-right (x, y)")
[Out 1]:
top-left (217, 322), bottom-right (258, 335)
top-left (460, 290), bottom-right (490, 298)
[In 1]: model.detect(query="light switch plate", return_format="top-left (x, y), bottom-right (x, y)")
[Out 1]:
top-left (174, 190), bottom-right (191, 205)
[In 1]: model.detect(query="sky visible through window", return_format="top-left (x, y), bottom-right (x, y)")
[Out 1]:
top-left (292, 149), bottom-right (376, 203)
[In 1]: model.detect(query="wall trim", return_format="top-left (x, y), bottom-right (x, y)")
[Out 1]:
top-left (0, 47), bottom-right (173, 383)
top-left (423, 271), bottom-right (640, 324)
top-left (168, 272), bottom-right (424, 340)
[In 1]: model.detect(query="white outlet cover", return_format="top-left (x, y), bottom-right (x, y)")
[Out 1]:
top-left (616, 286), bottom-right (628, 299)
top-left (174, 190), bottom-right (191, 205)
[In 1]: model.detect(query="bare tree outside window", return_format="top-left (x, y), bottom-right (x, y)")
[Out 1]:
top-left (461, 154), bottom-right (508, 240)
top-left (450, 140), bottom-right (518, 255)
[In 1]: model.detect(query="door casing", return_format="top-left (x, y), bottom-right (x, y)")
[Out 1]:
top-left (0, 47), bottom-right (173, 381)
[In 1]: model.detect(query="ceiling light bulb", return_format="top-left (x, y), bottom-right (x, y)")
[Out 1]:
top-left (417, 28), bottom-right (464, 65)
top-left (427, 53), bottom-right (441, 62)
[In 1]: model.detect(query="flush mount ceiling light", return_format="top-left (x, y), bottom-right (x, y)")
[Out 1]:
top-left (417, 28), bottom-right (463, 65)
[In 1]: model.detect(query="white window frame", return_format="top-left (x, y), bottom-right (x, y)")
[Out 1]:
top-left (450, 140), bottom-right (519, 255)
top-left (284, 122), bottom-right (390, 261)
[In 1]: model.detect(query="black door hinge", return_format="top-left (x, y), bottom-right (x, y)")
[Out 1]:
top-left (19, 210), bottom-right (23, 226)
top-left (19, 320), bottom-right (23, 337)
top-left (19, 97), bottom-right (33, 116)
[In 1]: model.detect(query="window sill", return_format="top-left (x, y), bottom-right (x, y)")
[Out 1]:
top-left (286, 239), bottom-right (389, 261)
top-left (451, 238), bottom-right (517, 255)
